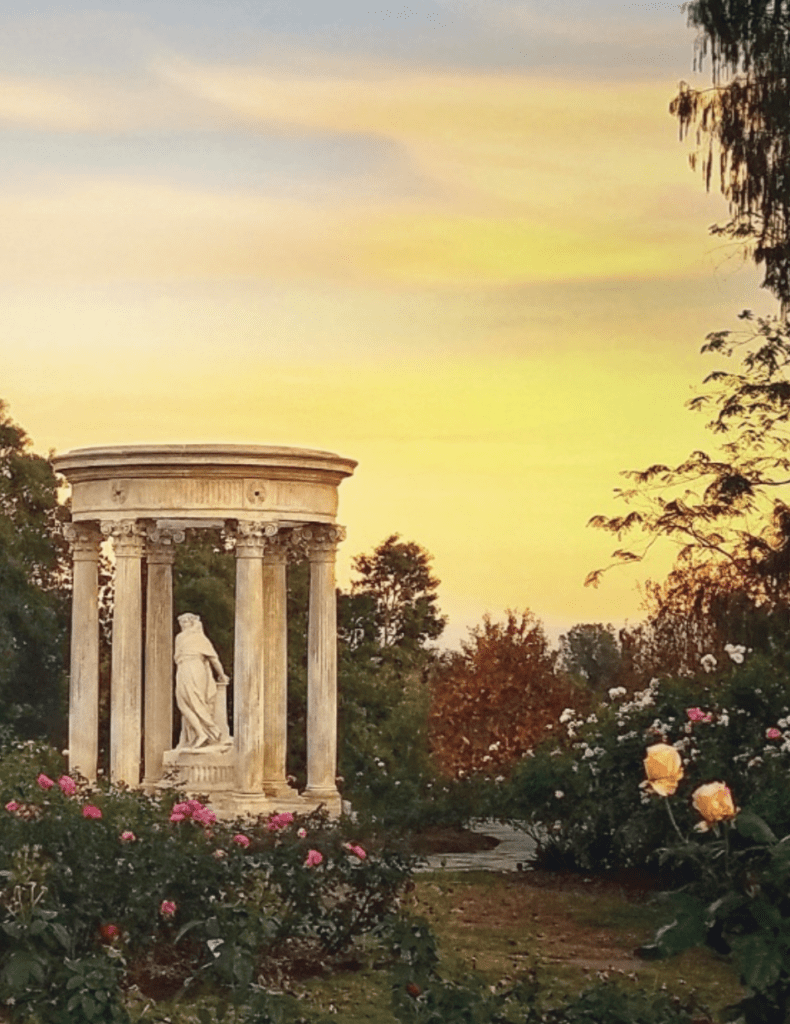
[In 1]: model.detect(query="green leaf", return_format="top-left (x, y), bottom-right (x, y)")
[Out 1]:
top-left (174, 918), bottom-right (202, 944)
top-left (750, 898), bottom-right (782, 930)
top-left (736, 810), bottom-right (777, 845)
top-left (731, 933), bottom-right (783, 991)
top-left (771, 840), bottom-right (790, 870)
top-left (52, 923), bottom-right (71, 949)
top-left (81, 993), bottom-right (98, 1019)
top-left (2, 950), bottom-right (46, 991)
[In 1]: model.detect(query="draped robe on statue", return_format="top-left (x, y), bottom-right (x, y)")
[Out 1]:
top-left (174, 626), bottom-right (223, 749)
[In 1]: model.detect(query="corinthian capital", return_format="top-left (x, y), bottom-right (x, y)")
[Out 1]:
top-left (100, 519), bottom-right (146, 557)
top-left (292, 524), bottom-right (346, 561)
top-left (228, 519), bottom-right (278, 557)
top-left (63, 522), bottom-right (102, 558)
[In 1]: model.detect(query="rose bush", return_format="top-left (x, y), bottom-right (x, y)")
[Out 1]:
top-left (638, 750), bottom-right (790, 1024)
top-left (0, 739), bottom-right (416, 1022)
top-left (497, 650), bottom-right (790, 870)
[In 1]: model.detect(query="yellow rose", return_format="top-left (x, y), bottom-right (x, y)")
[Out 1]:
top-left (642, 743), bottom-right (684, 796)
top-left (691, 782), bottom-right (738, 830)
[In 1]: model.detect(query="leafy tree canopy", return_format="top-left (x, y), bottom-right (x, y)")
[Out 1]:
top-left (348, 534), bottom-right (446, 659)
top-left (673, 1), bottom-right (790, 304)
top-left (0, 401), bottom-right (69, 739)
top-left (429, 610), bottom-right (577, 777)
top-left (557, 623), bottom-right (622, 691)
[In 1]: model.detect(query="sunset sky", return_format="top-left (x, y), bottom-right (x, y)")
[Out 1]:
top-left (1, 1), bottom-right (778, 647)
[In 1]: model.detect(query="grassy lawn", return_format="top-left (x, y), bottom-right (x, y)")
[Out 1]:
top-left (128, 868), bottom-right (744, 1023)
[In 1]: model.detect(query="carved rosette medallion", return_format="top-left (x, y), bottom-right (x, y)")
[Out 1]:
top-left (229, 520), bottom-right (278, 558)
top-left (101, 519), bottom-right (146, 557)
top-left (63, 522), bottom-right (102, 560)
top-left (145, 524), bottom-right (186, 565)
top-left (293, 524), bottom-right (346, 562)
top-left (110, 480), bottom-right (128, 504)
top-left (244, 479), bottom-right (268, 505)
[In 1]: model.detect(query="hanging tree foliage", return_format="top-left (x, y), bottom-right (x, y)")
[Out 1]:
top-left (588, 4), bottom-right (790, 613)
top-left (673, 0), bottom-right (790, 305)
top-left (587, 312), bottom-right (790, 607)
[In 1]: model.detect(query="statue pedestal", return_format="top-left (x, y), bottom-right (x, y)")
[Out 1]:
top-left (159, 744), bottom-right (337, 819)
top-left (161, 745), bottom-right (235, 794)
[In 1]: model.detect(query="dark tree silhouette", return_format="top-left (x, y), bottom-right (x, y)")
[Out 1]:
top-left (673, 0), bottom-right (790, 305)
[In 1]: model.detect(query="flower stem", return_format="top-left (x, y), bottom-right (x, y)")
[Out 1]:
top-left (664, 797), bottom-right (685, 842)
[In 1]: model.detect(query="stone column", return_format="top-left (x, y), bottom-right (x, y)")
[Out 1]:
top-left (142, 525), bottom-right (184, 787)
top-left (262, 535), bottom-right (290, 797)
top-left (102, 520), bottom-right (145, 787)
top-left (65, 523), bottom-right (102, 782)
top-left (303, 525), bottom-right (345, 807)
top-left (231, 521), bottom-right (277, 799)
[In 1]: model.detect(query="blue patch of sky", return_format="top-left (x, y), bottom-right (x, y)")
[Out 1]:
top-left (0, 1), bottom-right (697, 78)
top-left (0, 127), bottom-right (436, 202)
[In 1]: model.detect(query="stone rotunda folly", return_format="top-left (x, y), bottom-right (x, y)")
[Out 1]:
top-left (53, 445), bottom-right (357, 818)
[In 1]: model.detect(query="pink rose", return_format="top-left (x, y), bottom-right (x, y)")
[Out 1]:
top-left (37, 774), bottom-right (54, 790)
top-left (169, 812), bottom-right (187, 822)
top-left (766, 727), bottom-right (782, 740)
top-left (82, 804), bottom-right (102, 819)
top-left (304, 849), bottom-right (323, 868)
top-left (160, 900), bottom-right (177, 917)
top-left (5, 801), bottom-right (19, 812)
top-left (58, 775), bottom-right (77, 796)
top-left (120, 830), bottom-right (136, 842)
top-left (100, 923), bottom-right (120, 942)
top-left (345, 843), bottom-right (366, 860)
top-left (232, 834), bottom-right (250, 848)
top-left (686, 707), bottom-right (706, 722)
top-left (266, 811), bottom-right (295, 832)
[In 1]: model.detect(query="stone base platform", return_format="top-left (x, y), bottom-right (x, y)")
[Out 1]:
top-left (208, 789), bottom-right (342, 821)
top-left (156, 746), bottom-right (342, 820)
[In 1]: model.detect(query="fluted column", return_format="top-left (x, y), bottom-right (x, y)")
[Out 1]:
top-left (65, 522), bottom-right (102, 782)
top-left (102, 520), bottom-right (145, 787)
top-left (302, 525), bottom-right (345, 804)
top-left (142, 525), bottom-right (184, 787)
top-left (231, 521), bottom-right (277, 796)
top-left (262, 535), bottom-right (290, 796)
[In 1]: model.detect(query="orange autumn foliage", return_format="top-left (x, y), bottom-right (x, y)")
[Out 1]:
top-left (428, 610), bottom-right (582, 778)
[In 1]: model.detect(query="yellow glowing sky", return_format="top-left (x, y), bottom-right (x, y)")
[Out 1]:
top-left (0, 2), bottom-right (777, 646)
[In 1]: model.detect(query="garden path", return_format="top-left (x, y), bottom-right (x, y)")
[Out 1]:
top-left (417, 820), bottom-right (538, 872)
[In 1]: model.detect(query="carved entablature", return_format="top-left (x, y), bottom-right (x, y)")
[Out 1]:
top-left (52, 445), bottom-right (356, 525)
top-left (101, 519), bottom-right (146, 557)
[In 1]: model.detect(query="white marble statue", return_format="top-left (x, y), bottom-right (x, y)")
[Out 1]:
top-left (174, 613), bottom-right (230, 751)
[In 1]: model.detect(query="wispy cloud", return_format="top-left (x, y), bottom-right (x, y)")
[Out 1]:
top-left (0, 49), bottom-right (713, 289)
